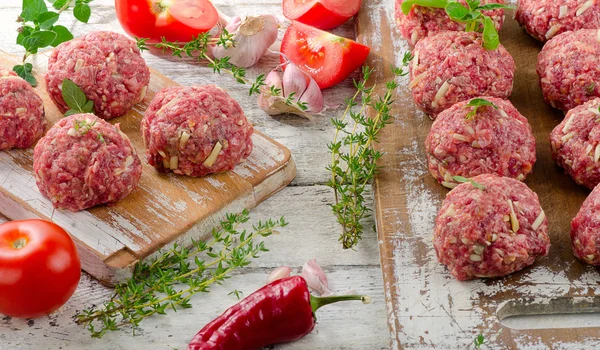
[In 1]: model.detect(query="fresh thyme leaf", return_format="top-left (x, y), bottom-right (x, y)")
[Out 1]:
top-left (62, 78), bottom-right (91, 113)
top-left (401, 0), bottom-right (447, 14)
top-left (452, 176), bottom-right (486, 190)
top-left (135, 37), bottom-right (149, 52)
top-left (465, 98), bottom-right (497, 119)
top-left (474, 334), bottom-right (486, 348)
top-left (13, 63), bottom-right (36, 86)
top-left (228, 289), bottom-right (243, 300)
top-left (75, 210), bottom-right (288, 337)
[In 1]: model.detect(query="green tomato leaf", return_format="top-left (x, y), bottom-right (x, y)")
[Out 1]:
top-left (482, 15), bottom-right (500, 50)
top-left (61, 79), bottom-right (89, 113)
top-left (36, 11), bottom-right (59, 30)
top-left (445, 2), bottom-right (470, 21)
top-left (73, 3), bottom-right (91, 23)
top-left (477, 4), bottom-right (514, 11)
top-left (20, 0), bottom-right (48, 22)
top-left (401, 0), bottom-right (448, 14)
top-left (13, 63), bottom-right (37, 86)
top-left (51, 25), bottom-right (74, 47)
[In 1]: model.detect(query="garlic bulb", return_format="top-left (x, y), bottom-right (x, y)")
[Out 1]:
top-left (258, 62), bottom-right (326, 119)
top-left (212, 15), bottom-right (279, 68)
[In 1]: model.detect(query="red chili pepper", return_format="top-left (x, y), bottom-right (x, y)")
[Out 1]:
top-left (188, 275), bottom-right (370, 349)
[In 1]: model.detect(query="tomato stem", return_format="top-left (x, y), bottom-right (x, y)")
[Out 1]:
top-left (12, 237), bottom-right (27, 249)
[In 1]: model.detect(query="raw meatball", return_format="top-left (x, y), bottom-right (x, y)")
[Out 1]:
top-left (537, 29), bottom-right (600, 112)
top-left (410, 31), bottom-right (515, 118)
top-left (516, 0), bottom-right (600, 42)
top-left (426, 97), bottom-right (536, 188)
top-left (396, 0), bottom-right (506, 45)
top-left (45, 31), bottom-right (150, 119)
top-left (33, 114), bottom-right (142, 212)
top-left (142, 85), bottom-right (253, 177)
top-left (0, 68), bottom-right (46, 150)
top-left (572, 184), bottom-right (600, 265)
top-left (433, 174), bottom-right (550, 281)
top-left (550, 98), bottom-right (600, 189)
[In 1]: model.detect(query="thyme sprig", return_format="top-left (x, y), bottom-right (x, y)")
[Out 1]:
top-left (327, 52), bottom-right (413, 250)
top-left (136, 34), bottom-right (308, 112)
top-left (75, 210), bottom-right (287, 338)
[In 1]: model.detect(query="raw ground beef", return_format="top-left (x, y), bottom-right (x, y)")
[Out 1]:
top-left (141, 85), bottom-right (253, 177)
top-left (537, 29), bottom-right (600, 112)
top-left (550, 98), bottom-right (600, 189)
top-left (516, 0), bottom-right (600, 42)
top-left (433, 174), bottom-right (550, 281)
top-left (426, 97), bottom-right (536, 188)
top-left (572, 184), bottom-right (600, 265)
top-left (0, 68), bottom-right (46, 150)
top-left (45, 31), bottom-right (150, 119)
top-left (410, 31), bottom-right (515, 118)
top-left (33, 113), bottom-right (142, 212)
top-left (395, 0), bottom-right (506, 45)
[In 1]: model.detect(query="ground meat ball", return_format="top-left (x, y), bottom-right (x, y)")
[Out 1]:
top-left (33, 114), bottom-right (142, 212)
top-left (572, 185), bottom-right (600, 265)
top-left (433, 174), bottom-right (550, 281)
top-left (0, 69), bottom-right (46, 150)
top-left (426, 97), bottom-right (536, 188)
top-left (516, 0), bottom-right (600, 42)
top-left (550, 99), bottom-right (600, 189)
top-left (142, 85), bottom-right (253, 177)
top-left (537, 29), bottom-right (600, 112)
top-left (395, 0), bottom-right (506, 45)
top-left (410, 31), bottom-right (515, 118)
top-left (45, 31), bottom-right (150, 119)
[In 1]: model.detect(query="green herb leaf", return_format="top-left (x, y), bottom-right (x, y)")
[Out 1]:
top-left (452, 176), bottom-right (486, 190)
top-left (13, 63), bottom-right (36, 86)
top-left (22, 30), bottom-right (57, 52)
top-left (445, 2), bottom-right (470, 21)
top-left (20, 0), bottom-right (48, 22)
top-left (466, 0), bottom-right (480, 9)
top-left (474, 334), bottom-right (486, 348)
top-left (401, 0), bottom-right (448, 14)
top-left (476, 3), bottom-right (513, 11)
top-left (50, 25), bottom-right (74, 47)
top-left (62, 78), bottom-right (92, 114)
top-left (482, 16), bottom-right (500, 50)
top-left (51, 0), bottom-right (69, 10)
top-left (465, 97), bottom-right (498, 119)
top-left (36, 11), bottom-right (59, 30)
top-left (228, 290), bottom-right (243, 300)
top-left (73, 3), bottom-right (91, 23)
top-left (16, 26), bottom-right (34, 46)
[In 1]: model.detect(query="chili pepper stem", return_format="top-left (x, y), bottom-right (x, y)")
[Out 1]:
top-left (310, 294), bottom-right (371, 314)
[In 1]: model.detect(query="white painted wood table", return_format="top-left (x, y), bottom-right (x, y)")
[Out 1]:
top-left (0, 0), bottom-right (389, 349)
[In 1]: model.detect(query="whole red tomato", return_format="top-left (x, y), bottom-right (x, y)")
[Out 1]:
top-left (0, 220), bottom-right (81, 318)
top-left (115, 0), bottom-right (219, 43)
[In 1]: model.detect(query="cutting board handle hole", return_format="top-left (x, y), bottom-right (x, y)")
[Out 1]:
top-left (498, 297), bottom-right (600, 330)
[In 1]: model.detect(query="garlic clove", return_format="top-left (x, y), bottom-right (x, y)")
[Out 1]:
top-left (225, 16), bottom-right (243, 33)
top-left (283, 62), bottom-right (309, 99)
top-left (301, 259), bottom-right (332, 296)
top-left (267, 266), bottom-right (292, 284)
top-left (299, 76), bottom-right (324, 113)
top-left (265, 69), bottom-right (283, 91)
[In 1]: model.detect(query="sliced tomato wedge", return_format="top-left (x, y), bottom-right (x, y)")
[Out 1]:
top-left (115, 0), bottom-right (219, 43)
top-left (283, 0), bottom-right (362, 30)
top-left (280, 22), bottom-right (371, 90)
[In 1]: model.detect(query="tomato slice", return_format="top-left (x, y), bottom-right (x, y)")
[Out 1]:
top-left (280, 22), bottom-right (371, 90)
top-left (283, 0), bottom-right (362, 29)
top-left (115, 0), bottom-right (219, 43)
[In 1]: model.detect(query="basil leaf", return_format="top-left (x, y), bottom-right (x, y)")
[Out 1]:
top-left (466, 0), bottom-right (480, 10)
top-left (51, 25), bottom-right (74, 47)
top-left (36, 11), bottom-right (59, 30)
top-left (477, 4), bottom-right (514, 11)
top-left (482, 15), bottom-right (500, 50)
top-left (401, 0), bottom-right (448, 14)
top-left (467, 98), bottom-right (497, 109)
top-left (20, 0), bottom-right (48, 22)
top-left (61, 79), bottom-right (88, 113)
top-left (82, 100), bottom-right (94, 113)
top-left (13, 63), bottom-right (37, 86)
top-left (445, 2), bottom-right (470, 21)
top-left (73, 3), bottom-right (91, 23)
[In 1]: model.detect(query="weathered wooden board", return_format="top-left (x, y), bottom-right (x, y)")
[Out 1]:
top-left (0, 50), bottom-right (296, 287)
top-left (358, 1), bottom-right (600, 348)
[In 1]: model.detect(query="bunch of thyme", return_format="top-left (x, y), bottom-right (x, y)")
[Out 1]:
top-left (327, 52), bottom-right (413, 250)
top-left (75, 210), bottom-right (287, 338)
top-left (136, 34), bottom-right (308, 112)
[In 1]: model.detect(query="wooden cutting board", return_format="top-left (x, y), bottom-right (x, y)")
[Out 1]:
top-left (0, 50), bottom-right (296, 287)
top-left (358, 1), bottom-right (600, 348)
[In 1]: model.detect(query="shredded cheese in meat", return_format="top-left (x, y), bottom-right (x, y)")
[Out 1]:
top-left (203, 141), bottom-right (223, 167)
top-left (409, 72), bottom-right (427, 88)
top-left (559, 5), bottom-right (568, 18)
top-left (508, 200), bottom-right (520, 233)
top-left (432, 81), bottom-right (450, 108)
top-left (545, 25), bottom-right (561, 40)
top-left (531, 210), bottom-right (546, 231)
top-left (576, 0), bottom-right (594, 16)
top-left (561, 131), bottom-right (576, 143)
top-left (412, 51), bottom-right (420, 72)
top-left (595, 144), bottom-right (600, 162)
top-left (562, 115), bottom-right (574, 133)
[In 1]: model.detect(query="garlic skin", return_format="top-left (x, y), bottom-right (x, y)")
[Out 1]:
top-left (212, 15), bottom-right (279, 68)
top-left (267, 266), bottom-right (292, 283)
top-left (301, 259), bottom-right (332, 296)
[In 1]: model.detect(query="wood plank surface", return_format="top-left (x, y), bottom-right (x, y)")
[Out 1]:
top-left (358, 0), bottom-right (600, 348)
top-left (0, 0), bottom-right (391, 349)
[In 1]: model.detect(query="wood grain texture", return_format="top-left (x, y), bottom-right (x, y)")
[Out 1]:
top-left (358, 0), bottom-right (600, 348)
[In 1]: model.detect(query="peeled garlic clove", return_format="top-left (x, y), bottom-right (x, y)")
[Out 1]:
top-left (301, 259), bottom-right (332, 296)
top-left (267, 266), bottom-right (292, 283)
top-left (299, 77), bottom-right (324, 113)
top-left (283, 63), bottom-right (309, 99)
